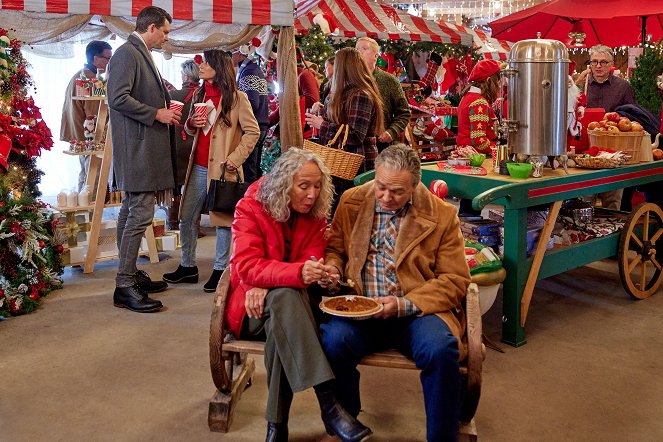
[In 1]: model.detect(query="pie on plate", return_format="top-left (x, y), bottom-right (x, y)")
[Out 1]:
top-left (320, 296), bottom-right (383, 319)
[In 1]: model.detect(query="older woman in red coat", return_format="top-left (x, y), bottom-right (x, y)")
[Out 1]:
top-left (227, 148), bottom-right (372, 442)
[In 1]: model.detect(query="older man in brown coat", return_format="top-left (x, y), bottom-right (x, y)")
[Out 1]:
top-left (321, 144), bottom-right (470, 442)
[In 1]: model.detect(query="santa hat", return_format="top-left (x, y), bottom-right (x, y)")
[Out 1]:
top-left (468, 59), bottom-right (501, 83)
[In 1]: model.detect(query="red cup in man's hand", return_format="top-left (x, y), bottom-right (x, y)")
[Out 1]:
top-left (169, 100), bottom-right (184, 112)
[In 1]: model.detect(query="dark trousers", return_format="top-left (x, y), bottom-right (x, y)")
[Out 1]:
top-left (244, 287), bottom-right (335, 423)
top-left (321, 314), bottom-right (461, 442)
top-left (243, 129), bottom-right (268, 183)
top-left (116, 191), bottom-right (155, 287)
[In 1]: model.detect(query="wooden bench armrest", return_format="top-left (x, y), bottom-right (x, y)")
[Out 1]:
top-left (209, 269), bottom-right (233, 392)
top-left (460, 282), bottom-right (483, 422)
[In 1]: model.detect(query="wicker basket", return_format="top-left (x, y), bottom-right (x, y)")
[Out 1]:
top-left (574, 155), bottom-right (625, 169)
top-left (303, 124), bottom-right (365, 181)
top-left (587, 129), bottom-right (644, 164)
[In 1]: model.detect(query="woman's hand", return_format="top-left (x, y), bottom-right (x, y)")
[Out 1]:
top-left (224, 159), bottom-right (237, 172)
top-left (188, 113), bottom-right (207, 128)
top-left (373, 296), bottom-right (399, 319)
top-left (245, 287), bottom-right (269, 319)
top-left (310, 102), bottom-right (324, 114)
top-left (301, 257), bottom-right (329, 285)
top-left (305, 112), bottom-right (324, 130)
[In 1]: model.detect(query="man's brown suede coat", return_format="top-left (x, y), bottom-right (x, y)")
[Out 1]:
top-left (325, 180), bottom-right (471, 358)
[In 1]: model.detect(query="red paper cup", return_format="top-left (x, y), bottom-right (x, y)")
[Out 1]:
top-left (193, 103), bottom-right (208, 119)
top-left (169, 100), bottom-right (184, 112)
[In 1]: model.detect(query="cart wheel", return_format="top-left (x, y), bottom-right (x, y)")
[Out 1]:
top-left (618, 203), bottom-right (663, 299)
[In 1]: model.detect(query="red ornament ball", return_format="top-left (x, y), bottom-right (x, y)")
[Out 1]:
top-left (251, 37), bottom-right (262, 48)
top-left (429, 179), bottom-right (449, 199)
top-left (39, 241), bottom-right (45, 248)
top-left (56, 245), bottom-right (64, 253)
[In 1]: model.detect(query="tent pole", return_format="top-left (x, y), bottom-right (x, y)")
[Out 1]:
top-left (641, 15), bottom-right (648, 48)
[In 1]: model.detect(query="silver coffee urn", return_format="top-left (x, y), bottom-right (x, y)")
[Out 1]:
top-left (501, 39), bottom-right (570, 176)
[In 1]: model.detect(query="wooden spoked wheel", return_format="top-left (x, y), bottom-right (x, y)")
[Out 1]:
top-left (618, 203), bottom-right (663, 299)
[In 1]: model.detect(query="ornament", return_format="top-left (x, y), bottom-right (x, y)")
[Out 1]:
top-left (56, 245), bottom-right (63, 253)
top-left (38, 241), bottom-right (45, 248)
top-left (251, 37), bottom-right (262, 48)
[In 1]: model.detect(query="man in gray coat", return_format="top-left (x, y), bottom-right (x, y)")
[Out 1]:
top-left (106, 6), bottom-right (181, 313)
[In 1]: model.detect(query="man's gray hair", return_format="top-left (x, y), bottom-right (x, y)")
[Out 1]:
top-left (256, 147), bottom-right (334, 222)
top-left (375, 143), bottom-right (421, 185)
top-left (589, 44), bottom-right (613, 61)
top-left (181, 59), bottom-right (200, 83)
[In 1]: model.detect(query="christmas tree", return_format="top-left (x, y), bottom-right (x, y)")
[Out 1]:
top-left (0, 28), bottom-right (65, 317)
top-left (631, 43), bottom-right (663, 117)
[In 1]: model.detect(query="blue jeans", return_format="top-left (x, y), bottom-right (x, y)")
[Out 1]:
top-left (321, 314), bottom-right (461, 442)
top-left (179, 164), bottom-right (231, 271)
top-left (116, 191), bottom-right (155, 287)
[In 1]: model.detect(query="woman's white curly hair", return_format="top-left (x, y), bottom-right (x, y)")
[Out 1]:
top-left (255, 147), bottom-right (334, 222)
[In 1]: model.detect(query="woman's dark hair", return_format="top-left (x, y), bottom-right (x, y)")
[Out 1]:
top-left (193, 50), bottom-right (238, 128)
top-left (135, 6), bottom-right (172, 33)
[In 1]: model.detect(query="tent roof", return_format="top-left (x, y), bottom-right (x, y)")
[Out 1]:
top-left (0, 0), bottom-right (294, 26)
top-left (294, 0), bottom-right (473, 45)
top-left (294, 0), bottom-right (513, 59)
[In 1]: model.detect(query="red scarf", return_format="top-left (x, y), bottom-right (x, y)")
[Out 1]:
top-left (194, 81), bottom-right (222, 168)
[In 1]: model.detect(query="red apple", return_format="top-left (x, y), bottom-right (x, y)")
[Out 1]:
top-left (587, 121), bottom-right (600, 130)
top-left (617, 118), bottom-right (632, 132)
top-left (598, 120), bottom-right (608, 128)
top-left (630, 122), bottom-right (644, 132)
top-left (653, 148), bottom-right (663, 160)
top-left (605, 112), bottom-right (621, 122)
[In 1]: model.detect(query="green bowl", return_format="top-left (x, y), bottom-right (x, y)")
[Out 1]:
top-left (506, 162), bottom-right (532, 179)
top-left (469, 154), bottom-right (486, 167)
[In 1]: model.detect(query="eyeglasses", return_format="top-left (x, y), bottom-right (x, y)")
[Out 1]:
top-left (590, 60), bottom-right (610, 67)
top-left (96, 55), bottom-right (111, 60)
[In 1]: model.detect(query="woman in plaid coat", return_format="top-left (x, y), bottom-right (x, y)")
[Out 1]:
top-left (306, 47), bottom-right (384, 212)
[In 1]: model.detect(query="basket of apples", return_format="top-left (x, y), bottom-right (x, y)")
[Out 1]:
top-left (586, 112), bottom-right (645, 164)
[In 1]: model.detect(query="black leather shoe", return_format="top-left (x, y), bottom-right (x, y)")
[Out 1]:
top-left (203, 269), bottom-right (224, 293)
top-left (265, 421), bottom-right (288, 442)
top-left (113, 285), bottom-right (163, 313)
top-left (162, 265), bottom-right (199, 283)
top-left (135, 270), bottom-right (168, 293)
top-left (316, 390), bottom-right (372, 442)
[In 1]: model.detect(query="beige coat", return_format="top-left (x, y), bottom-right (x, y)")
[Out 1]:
top-left (325, 181), bottom-right (471, 358)
top-left (181, 90), bottom-right (260, 227)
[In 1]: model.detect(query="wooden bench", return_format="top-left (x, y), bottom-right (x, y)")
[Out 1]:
top-left (209, 269), bottom-right (484, 441)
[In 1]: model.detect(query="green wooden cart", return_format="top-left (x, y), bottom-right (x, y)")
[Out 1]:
top-left (356, 160), bottom-right (663, 346)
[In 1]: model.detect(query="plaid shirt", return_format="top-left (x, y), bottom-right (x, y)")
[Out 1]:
top-left (362, 201), bottom-right (421, 317)
top-left (319, 90), bottom-right (378, 174)
top-left (586, 74), bottom-right (636, 112)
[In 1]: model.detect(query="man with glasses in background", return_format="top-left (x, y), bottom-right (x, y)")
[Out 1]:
top-left (60, 40), bottom-right (112, 191)
top-left (577, 44), bottom-right (637, 210)
top-left (582, 44), bottom-right (636, 111)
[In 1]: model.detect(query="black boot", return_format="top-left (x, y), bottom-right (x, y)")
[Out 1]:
top-left (162, 265), bottom-right (199, 283)
top-left (315, 387), bottom-right (372, 442)
top-left (135, 270), bottom-right (168, 293)
top-left (113, 285), bottom-right (163, 313)
top-left (203, 269), bottom-right (224, 293)
top-left (265, 421), bottom-right (288, 442)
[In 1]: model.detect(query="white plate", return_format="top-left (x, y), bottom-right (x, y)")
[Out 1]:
top-left (320, 296), bottom-right (383, 320)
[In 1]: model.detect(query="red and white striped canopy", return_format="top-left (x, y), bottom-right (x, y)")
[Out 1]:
top-left (0, 0), bottom-right (294, 25)
top-left (461, 27), bottom-right (514, 61)
top-left (295, 0), bottom-right (474, 46)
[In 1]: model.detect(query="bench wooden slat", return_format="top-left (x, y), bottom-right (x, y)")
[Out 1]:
top-left (222, 339), bottom-right (469, 375)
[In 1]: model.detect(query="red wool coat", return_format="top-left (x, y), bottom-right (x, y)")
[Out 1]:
top-left (226, 179), bottom-right (328, 338)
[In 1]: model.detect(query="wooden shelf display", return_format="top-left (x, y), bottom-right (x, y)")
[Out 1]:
top-left (59, 95), bottom-right (161, 273)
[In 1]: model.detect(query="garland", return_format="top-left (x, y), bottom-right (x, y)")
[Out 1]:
top-left (0, 28), bottom-right (63, 317)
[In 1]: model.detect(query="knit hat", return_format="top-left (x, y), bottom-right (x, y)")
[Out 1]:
top-left (468, 59), bottom-right (501, 83)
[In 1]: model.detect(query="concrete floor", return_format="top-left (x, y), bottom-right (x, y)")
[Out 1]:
top-left (3, 230), bottom-right (663, 442)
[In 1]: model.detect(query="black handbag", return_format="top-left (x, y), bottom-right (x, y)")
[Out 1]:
top-left (205, 164), bottom-right (250, 213)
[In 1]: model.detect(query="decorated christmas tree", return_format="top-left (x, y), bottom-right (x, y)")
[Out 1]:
top-left (0, 28), bottom-right (65, 317)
